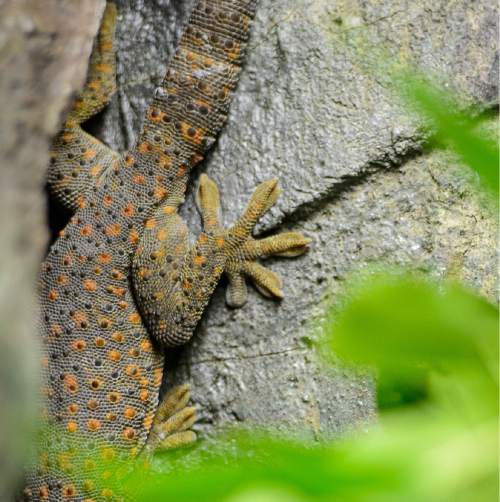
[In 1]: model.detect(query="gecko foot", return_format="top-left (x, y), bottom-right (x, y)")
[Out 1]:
top-left (197, 174), bottom-right (311, 308)
top-left (143, 384), bottom-right (197, 454)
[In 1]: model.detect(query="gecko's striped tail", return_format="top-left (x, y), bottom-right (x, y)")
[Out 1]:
top-left (128, 0), bottom-right (259, 206)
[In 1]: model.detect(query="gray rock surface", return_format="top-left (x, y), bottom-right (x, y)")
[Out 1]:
top-left (93, 0), bottom-right (499, 440)
top-left (0, 0), bottom-right (105, 498)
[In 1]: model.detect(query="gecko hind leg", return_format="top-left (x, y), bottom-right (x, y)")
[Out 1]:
top-left (47, 2), bottom-right (119, 211)
top-left (143, 385), bottom-right (197, 455)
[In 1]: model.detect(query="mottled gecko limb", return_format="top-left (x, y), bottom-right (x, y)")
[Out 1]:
top-left (133, 174), bottom-right (310, 346)
top-left (47, 3), bottom-right (119, 211)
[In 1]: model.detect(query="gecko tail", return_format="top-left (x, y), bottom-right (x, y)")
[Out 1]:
top-left (130, 0), bottom-right (260, 203)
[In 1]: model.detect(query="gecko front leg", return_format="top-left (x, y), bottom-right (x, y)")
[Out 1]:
top-left (132, 174), bottom-right (311, 348)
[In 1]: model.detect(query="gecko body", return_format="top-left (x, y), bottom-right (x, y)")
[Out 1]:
top-left (24, 1), bottom-right (310, 500)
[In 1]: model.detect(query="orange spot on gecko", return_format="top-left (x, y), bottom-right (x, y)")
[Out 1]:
top-left (48, 290), bottom-right (59, 301)
top-left (133, 173), bottom-right (145, 184)
top-left (159, 154), bottom-right (172, 169)
top-left (125, 154), bottom-right (135, 166)
top-left (87, 419), bottom-right (101, 431)
top-left (137, 142), bottom-right (152, 154)
top-left (50, 324), bottom-right (64, 337)
top-left (149, 108), bottom-right (165, 122)
top-left (83, 279), bottom-right (97, 292)
top-left (105, 284), bottom-right (125, 296)
top-left (106, 412), bottom-right (117, 422)
top-left (103, 194), bottom-right (113, 206)
top-left (138, 267), bottom-right (151, 280)
top-left (145, 218), bottom-right (157, 229)
top-left (96, 63), bottom-right (113, 73)
top-left (108, 349), bottom-right (121, 362)
top-left (82, 149), bottom-right (97, 160)
top-left (111, 332), bottom-right (124, 343)
top-left (111, 269), bottom-right (124, 280)
top-left (97, 252), bottom-right (112, 264)
top-left (95, 337), bottom-right (106, 347)
top-left (124, 407), bottom-right (137, 419)
top-left (153, 186), bottom-right (167, 200)
top-left (80, 224), bottom-right (93, 237)
top-left (123, 428), bottom-right (136, 440)
top-left (105, 224), bottom-right (121, 237)
top-left (87, 399), bottom-right (98, 410)
top-left (72, 339), bottom-right (87, 351)
top-left (194, 255), bottom-right (206, 266)
top-left (72, 311), bottom-right (88, 329)
top-left (122, 203), bottom-right (135, 217)
top-left (125, 364), bottom-right (141, 378)
top-left (154, 368), bottom-right (162, 386)
top-left (177, 164), bottom-right (188, 177)
top-left (39, 486), bottom-right (49, 500)
top-left (88, 80), bottom-right (101, 91)
top-left (100, 41), bottom-right (113, 51)
top-left (99, 317), bottom-right (112, 329)
top-left (144, 413), bottom-right (155, 430)
top-left (89, 378), bottom-right (102, 390)
top-left (158, 203), bottom-right (173, 216)
top-left (128, 313), bottom-right (140, 324)
top-left (140, 340), bottom-right (152, 352)
top-left (180, 122), bottom-right (205, 144)
top-left (129, 228), bottom-right (140, 245)
top-left (64, 374), bottom-right (79, 393)
top-left (61, 484), bottom-right (76, 498)
top-left (90, 164), bottom-right (103, 177)
top-left (157, 228), bottom-right (167, 241)
top-left (67, 421), bottom-right (78, 433)
top-left (62, 133), bottom-right (75, 143)
top-left (56, 274), bottom-right (69, 285)
top-left (107, 392), bottom-right (121, 403)
top-left (68, 403), bottom-right (78, 414)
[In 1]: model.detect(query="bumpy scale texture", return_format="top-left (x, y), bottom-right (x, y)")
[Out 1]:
top-left (25, 1), bottom-right (310, 501)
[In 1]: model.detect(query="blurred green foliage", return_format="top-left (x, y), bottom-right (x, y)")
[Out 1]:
top-left (398, 73), bottom-right (499, 197)
top-left (121, 272), bottom-right (497, 502)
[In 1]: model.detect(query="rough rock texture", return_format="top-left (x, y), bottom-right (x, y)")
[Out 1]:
top-left (91, 0), bottom-right (497, 437)
top-left (90, 0), bottom-right (498, 438)
top-left (0, 0), bottom-right (105, 498)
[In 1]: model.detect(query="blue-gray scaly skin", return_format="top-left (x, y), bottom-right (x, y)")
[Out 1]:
top-left (25, 1), bottom-right (310, 500)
